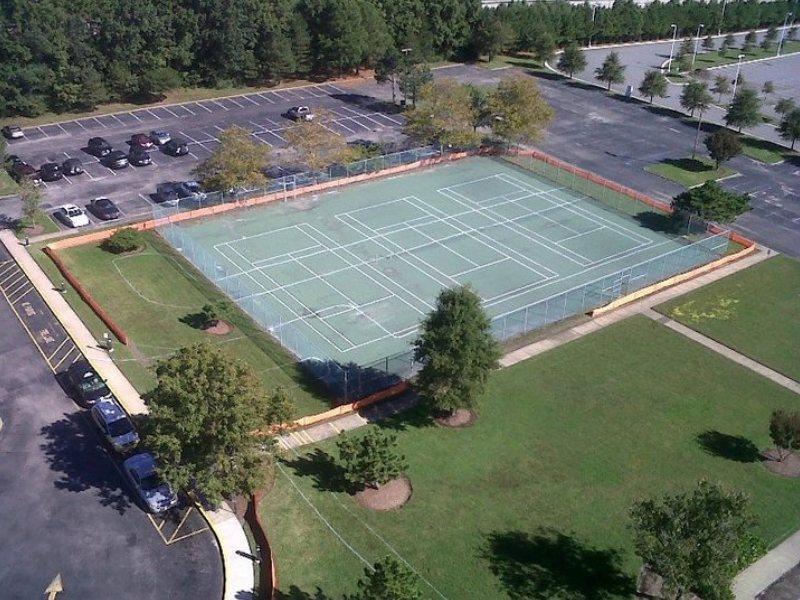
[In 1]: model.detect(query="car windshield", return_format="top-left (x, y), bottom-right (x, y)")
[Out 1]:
top-left (66, 208), bottom-right (81, 216)
top-left (139, 473), bottom-right (163, 491)
top-left (108, 418), bottom-right (133, 437)
top-left (78, 375), bottom-right (105, 392)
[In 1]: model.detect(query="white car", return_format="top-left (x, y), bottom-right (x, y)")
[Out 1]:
top-left (286, 106), bottom-right (314, 121)
top-left (59, 204), bottom-right (90, 228)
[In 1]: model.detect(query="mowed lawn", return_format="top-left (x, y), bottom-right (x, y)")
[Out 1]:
top-left (656, 255), bottom-right (800, 382)
top-left (37, 232), bottom-right (329, 416)
top-left (262, 316), bottom-right (800, 600)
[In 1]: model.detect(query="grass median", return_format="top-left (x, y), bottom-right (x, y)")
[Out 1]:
top-left (656, 254), bottom-right (800, 382)
top-left (644, 157), bottom-right (736, 188)
top-left (32, 231), bottom-right (330, 417)
top-left (0, 170), bottom-right (19, 199)
top-left (262, 315), bottom-right (800, 599)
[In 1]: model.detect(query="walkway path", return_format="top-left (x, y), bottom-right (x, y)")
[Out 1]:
top-left (734, 528), bottom-right (800, 599)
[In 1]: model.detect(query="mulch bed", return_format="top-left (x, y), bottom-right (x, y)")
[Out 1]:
top-left (355, 476), bottom-right (412, 511)
top-left (762, 449), bottom-right (800, 477)
top-left (435, 408), bottom-right (476, 428)
top-left (203, 319), bottom-right (233, 336)
top-left (22, 225), bottom-right (44, 236)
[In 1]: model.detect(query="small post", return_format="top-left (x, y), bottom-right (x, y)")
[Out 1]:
top-left (57, 281), bottom-right (67, 294)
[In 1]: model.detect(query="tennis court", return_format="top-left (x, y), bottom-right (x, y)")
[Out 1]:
top-left (163, 156), bottom-right (726, 369)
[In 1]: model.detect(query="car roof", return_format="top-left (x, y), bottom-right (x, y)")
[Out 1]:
top-left (92, 197), bottom-right (113, 204)
top-left (5, 125), bottom-right (21, 131)
top-left (168, 138), bottom-right (186, 145)
top-left (63, 157), bottom-right (81, 164)
top-left (41, 162), bottom-right (59, 168)
top-left (92, 399), bottom-right (127, 423)
top-left (124, 452), bottom-right (156, 475)
top-left (107, 150), bottom-right (126, 157)
top-left (61, 203), bottom-right (81, 211)
top-left (89, 136), bottom-right (107, 143)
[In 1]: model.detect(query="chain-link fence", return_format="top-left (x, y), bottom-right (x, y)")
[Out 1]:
top-left (155, 147), bottom-right (746, 403)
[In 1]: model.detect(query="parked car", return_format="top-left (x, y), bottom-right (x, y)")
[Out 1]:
top-left (177, 180), bottom-right (207, 204)
top-left (130, 133), bottom-right (154, 149)
top-left (10, 161), bottom-right (41, 184)
top-left (163, 138), bottom-right (188, 156)
top-left (88, 197), bottom-right (120, 221)
top-left (39, 162), bottom-right (63, 182)
top-left (4, 154), bottom-right (21, 168)
top-left (65, 361), bottom-right (110, 405)
top-left (149, 130), bottom-right (171, 146)
top-left (57, 203), bottom-right (90, 229)
top-left (87, 137), bottom-right (112, 157)
top-left (103, 150), bottom-right (128, 169)
top-left (123, 453), bottom-right (178, 513)
top-left (1, 125), bottom-right (23, 139)
top-left (90, 399), bottom-right (139, 453)
top-left (286, 106), bottom-right (314, 121)
top-left (128, 147), bottom-right (152, 167)
top-left (62, 157), bottom-right (84, 176)
top-left (154, 182), bottom-right (181, 205)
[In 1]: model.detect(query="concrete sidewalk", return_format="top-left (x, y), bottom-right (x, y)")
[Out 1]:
top-left (0, 230), bottom-right (255, 600)
top-left (734, 529), bottom-right (800, 599)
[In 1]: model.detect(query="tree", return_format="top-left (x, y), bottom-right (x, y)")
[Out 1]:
top-left (102, 228), bottom-right (144, 254)
top-left (702, 33), bottom-right (715, 51)
top-left (760, 36), bottom-right (774, 51)
top-left (467, 84), bottom-right (492, 130)
top-left (346, 556), bottom-right (422, 600)
top-left (144, 343), bottom-right (288, 503)
top-left (19, 180), bottom-right (43, 229)
top-left (404, 79), bottom-right (481, 149)
top-left (488, 76), bottom-right (554, 148)
top-left (375, 47), bottom-right (401, 105)
top-left (193, 126), bottom-right (269, 193)
top-left (789, 26), bottom-right (798, 42)
top-left (264, 386), bottom-right (295, 429)
top-left (769, 410), bottom-right (800, 461)
top-left (474, 11), bottom-right (515, 62)
top-left (711, 74), bottom-right (731, 102)
top-left (530, 31), bottom-right (556, 65)
top-left (762, 80), bottom-right (775, 98)
top-left (704, 129), bottom-right (742, 169)
top-left (594, 51), bottom-right (625, 91)
top-left (742, 30), bottom-right (757, 53)
top-left (138, 67), bottom-right (182, 100)
top-left (638, 70), bottom-right (668, 103)
top-left (413, 285), bottom-right (500, 416)
top-left (775, 97), bottom-right (797, 117)
top-left (764, 25), bottom-right (779, 44)
top-left (676, 53), bottom-right (693, 74)
top-left (779, 108), bottom-right (800, 150)
top-left (397, 60), bottom-right (433, 108)
top-left (336, 429), bottom-right (407, 490)
top-left (672, 180), bottom-right (749, 223)
top-left (680, 81), bottom-right (713, 117)
top-left (283, 115), bottom-right (350, 171)
top-left (630, 481), bottom-right (759, 600)
top-left (722, 33), bottom-right (736, 50)
top-left (677, 37), bottom-right (694, 60)
top-left (557, 43), bottom-right (587, 79)
top-left (725, 87), bottom-right (762, 132)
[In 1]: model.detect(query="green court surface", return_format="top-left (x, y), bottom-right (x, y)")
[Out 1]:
top-left (169, 156), bottom-right (725, 366)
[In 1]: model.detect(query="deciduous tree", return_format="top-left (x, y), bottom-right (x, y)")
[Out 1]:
top-left (769, 410), bottom-right (800, 461)
top-left (672, 180), bottom-right (749, 223)
top-left (283, 113), bottom-right (350, 171)
top-left (775, 97), bottom-right (797, 117)
top-left (193, 126), bottom-right (269, 192)
top-left (704, 129), bottom-right (742, 168)
top-left (778, 108), bottom-right (800, 150)
top-left (488, 76), bottom-right (554, 148)
top-left (702, 33), bottom-right (715, 50)
top-left (19, 179), bottom-right (43, 229)
top-left (346, 556), bottom-right (422, 600)
top-left (336, 430), bottom-right (407, 490)
top-left (712, 74), bottom-right (732, 102)
top-left (404, 79), bottom-right (481, 149)
top-left (762, 81), bottom-right (775, 97)
top-left (413, 285), bottom-right (500, 417)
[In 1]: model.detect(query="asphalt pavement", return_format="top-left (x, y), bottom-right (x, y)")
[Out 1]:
top-left (0, 243), bottom-right (222, 599)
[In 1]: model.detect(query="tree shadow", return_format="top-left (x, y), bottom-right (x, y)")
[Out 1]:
top-left (661, 157), bottom-right (714, 173)
top-left (179, 310), bottom-right (207, 329)
top-left (39, 411), bottom-right (133, 514)
top-left (275, 586), bottom-right (332, 600)
top-left (482, 528), bottom-right (634, 599)
top-left (330, 92), bottom-right (400, 115)
top-left (696, 430), bottom-right (760, 463)
top-left (281, 449), bottom-right (348, 493)
top-left (633, 211), bottom-right (682, 234)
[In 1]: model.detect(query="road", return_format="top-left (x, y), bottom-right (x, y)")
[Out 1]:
top-left (0, 243), bottom-right (222, 599)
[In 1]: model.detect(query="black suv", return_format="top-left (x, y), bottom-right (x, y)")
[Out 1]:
top-left (62, 158), bottom-right (84, 176)
top-left (65, 361), bottom-right (112, 407)
top-left (103, 150), bottom-right (129, 169)
top-left (87, 137), bottom-right (112, 157)
top-left (40, 162), bottom-right (63, 182)
top-left (154, 182), bottom-right (181, 205)
top-left (163, 138), bottom-right (189, 156)
top-left (128, 146), bottom-right (152, 166)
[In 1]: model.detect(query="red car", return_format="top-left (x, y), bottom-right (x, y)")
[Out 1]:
top-left (130, 133), bottom-right (154, 149)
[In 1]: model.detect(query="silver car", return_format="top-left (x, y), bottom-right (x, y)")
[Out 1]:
top-left (178, 180), bottom-right (207, 203)
top-left (90, 399), bottom-right (139, 453)
top-left (286, 106), bottom-right (314, 121)
top-left (149, 130), bottom-right (171, 145)
top-left (123, 453), bottom-right (178, 513)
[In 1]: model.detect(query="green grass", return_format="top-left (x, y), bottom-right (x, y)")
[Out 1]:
top-left (692, 42), bottom-right (800, 70)
top-left (740, 136), bottom-right (790, 164)
top-left (478, 53), bottom-right (546, 72)
top-left (0, 170), bottom-right (19, 198)
top-left (644, 157), bottom-right (736, 187)
top-left (32, 232), bottom-right (330, 416)
top-left (262, 316), bottom-right (800, 599)
top-left (656, 255), bottom-right (800, 382)
top-left (13, 210), bottom-right (60, 238)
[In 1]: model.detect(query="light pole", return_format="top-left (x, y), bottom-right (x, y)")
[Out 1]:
top-left (588, 5), bottom-right (598, 48)
top-left (667, 24), bottom-right (678, 74)
top-left (777, 12), bottom-right (794, 56)
top-left (731, 54), bottom-right (745, 97)
top-left (718, 0), bottom-right (727, 36)
top-left (692, 23), bottom-right (705, 67)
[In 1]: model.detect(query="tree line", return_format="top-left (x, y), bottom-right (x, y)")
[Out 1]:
top-left (1, 0), bottom-right (795, 119)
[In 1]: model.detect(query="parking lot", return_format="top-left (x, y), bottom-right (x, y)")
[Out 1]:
top-left (0, 244), bottom-right (222, 599)
top-left (4, 81), bottom-right (406, 230)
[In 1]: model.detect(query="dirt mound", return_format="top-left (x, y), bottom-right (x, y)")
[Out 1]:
top-left (435, 408), bottom-right (476, 428)
top-left (355, 477), bottom-right (412, 511)
top-left (204, 320), bottom-right (233, 336)
top-left (762, 449), bottom-right (800, 477)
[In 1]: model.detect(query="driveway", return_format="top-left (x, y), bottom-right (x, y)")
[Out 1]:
top-left (0, 244), bottom-right (222, 599)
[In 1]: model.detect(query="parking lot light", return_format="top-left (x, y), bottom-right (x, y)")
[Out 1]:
top-left (692, 24), bottom-right (705, 67)
top-left (777, 12), bottom-right (794, 56)
top-left (732, 54), bottom-right (746, 97)
top-left (668, 24), bottom-right (678, 73)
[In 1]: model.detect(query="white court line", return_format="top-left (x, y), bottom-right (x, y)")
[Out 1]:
top-left (194, 102), bottom-right (213, 113)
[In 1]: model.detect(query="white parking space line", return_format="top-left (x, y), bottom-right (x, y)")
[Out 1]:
top-left (338, 107), bottom-right (385, 128)
top-left (256, 93), bottom-right (275, 104)
top-left (111, 114), bottom-right (126, 126)
top-left (194, 102), bottom-right (213, 113)
top-left (105, 166), bottom-right (117, 176)
top-left (92, 117), bottom-right (107, 128)
top-left (306, 86), bottom-right (327, 97)
top-left (210, 100), bottom-right (228, 111)
top-left (262, 117), bottom-right (281, 127)
top-left (37, 126), bottom-right (48, 137)
top-left (162, 106), bottom-right (181, 118)
top-left (241, 95), bottom-right (260, 106)
top-left (179, 104), bottom-right (195, 116)
top-left (331, 119), bottom-right (356, 134)
top-left (188, 151), bottom-right (199, 159)
top-left (320, 83), bottom-right (347, 94)
top-left (74, 120), bottom-right (87, 130)
top-left (227, 97), bottom-right (244, 108)
top-left (129, 111), bottom-right (142, 122)
top-left (374, 112), bottom-right (403, 125)
top-left (271, 90), bottom-right (289, 100)
top-left (145, 109), bottom-right (161, 120)
top-left (57, 123), bottom-right (68, 135)
top-left (252, 134), bottom-right (273, 146)
top-left (318, 121), bottom-right (342, 136)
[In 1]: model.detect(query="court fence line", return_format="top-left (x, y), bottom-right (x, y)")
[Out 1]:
top-left (152, 147), bottom-right (753, 403)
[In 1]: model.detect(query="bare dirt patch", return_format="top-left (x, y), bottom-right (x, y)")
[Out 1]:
top-left (435, 408), bottom-right (476, 428)
top-left (355, 476), bottom-right (412, 511)
top-left (762, 449), bottom-right (800, 477)
top-left (204, 320), bottom-right (233, 336)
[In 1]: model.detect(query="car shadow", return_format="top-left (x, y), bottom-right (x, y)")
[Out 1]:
top-left (330, 93), bottom-right (401, 115)
top-left (482, 528), bottom-right (634, 599)
top-left (39, 410), bottom-right (134, 514)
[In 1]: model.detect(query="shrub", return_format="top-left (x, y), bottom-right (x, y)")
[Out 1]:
top-left (102, 228), bottom-right (144, 254)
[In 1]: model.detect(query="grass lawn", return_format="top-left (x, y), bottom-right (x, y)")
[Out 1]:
top-left (740, 136), bottom-right (791, 164)
top-left (32, 232), bottom-right (330, 416)
top-left (644, 157), bottom-right (736, 187)
top-left (656, 255), bottom-right (800, 382)
top-left (0, 170), bottom-right (19, 198)
top-left (13, 210), bottom-right (60, 238)
top-left (262, 315), bottom-right (800, 600)
top-left (693, 42), bottom-right (800, 70)
top-left (478, 53), bottom-right (545, 72)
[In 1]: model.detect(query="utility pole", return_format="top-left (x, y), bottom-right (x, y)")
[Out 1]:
top-left (668, 24), bottom-right (678, 73)
top-left (588, 5), bottom-right (598, 48)
top-left (692, 23), bottom-right (705, 67)
top-left (731, 54), bottom-right (745, 98)
top-left (777, 12), bottom-right (794, 56)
